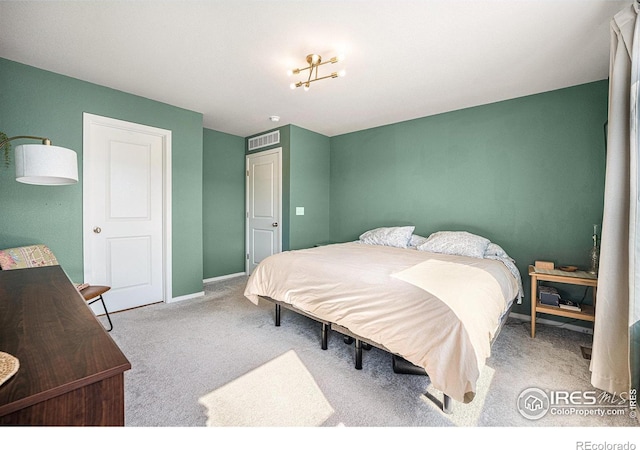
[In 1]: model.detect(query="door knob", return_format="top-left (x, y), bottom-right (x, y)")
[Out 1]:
top-left (93, 227), bottom-right (102, 234)
top-left (272, 222), bottom-right (278, 227)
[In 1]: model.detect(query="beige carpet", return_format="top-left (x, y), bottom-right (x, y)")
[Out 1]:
top-left (422, 364), bottom-right (495, 426)
top-left (198, 349), bottom-right (335, 426)
top-left (107, 275), bottom-right (638, 428)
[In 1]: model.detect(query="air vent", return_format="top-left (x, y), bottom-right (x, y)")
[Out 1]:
top-left (248, 130), bottom-right (280, 151)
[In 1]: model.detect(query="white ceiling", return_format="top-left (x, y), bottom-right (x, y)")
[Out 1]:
top-left (0, 0), bottom-right (631, 138)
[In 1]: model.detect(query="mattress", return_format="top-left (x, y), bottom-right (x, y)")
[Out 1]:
top-left (244, 242), bottom-right (520, 403)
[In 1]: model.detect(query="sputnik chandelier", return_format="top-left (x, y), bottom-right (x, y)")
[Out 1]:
top-left (288, 53), bottom-right (345, 91)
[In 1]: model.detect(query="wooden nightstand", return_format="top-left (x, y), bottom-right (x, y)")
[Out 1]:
top-left (528, 265), bottom-right (597, 338)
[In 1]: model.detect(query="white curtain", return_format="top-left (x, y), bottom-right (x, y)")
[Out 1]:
top-left (630, 2), bottom-right (640, 418)
top-left (591, 3), bottom-right (640, 409)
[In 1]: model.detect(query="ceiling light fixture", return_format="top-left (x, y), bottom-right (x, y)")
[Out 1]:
top-left (288, 54), bottom-right (345, 91)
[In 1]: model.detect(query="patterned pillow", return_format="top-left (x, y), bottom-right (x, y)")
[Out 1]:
top-left (359, 226), bottom-right (415, 248)
top-left (484, 242), bottom-right (510, 259)
top-left (408, 234), bottom-right (429, 249)
top-left (417, 231), bottom-right (490, 259)
top-left (0, 245), bottom-right (59, 270)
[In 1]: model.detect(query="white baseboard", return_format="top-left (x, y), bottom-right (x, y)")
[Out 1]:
top-left (166, 273), bottom-right (246, 304)
top-left (169, 291), bottom-right (205, 304)
top-left (509, 312), bottom-right (594, 335)
top-left (203, 272), bottom-right (246, 284)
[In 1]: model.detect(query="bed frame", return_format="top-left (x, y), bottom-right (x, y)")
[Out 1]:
top-left (260, 294), bottom-right (516, 414)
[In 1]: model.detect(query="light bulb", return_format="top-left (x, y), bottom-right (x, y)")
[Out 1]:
top-left (338, 69), bottom-right (346, 77)
top-left (303, 83), bottom-right (310, 92)
top-left (287, 69), bottom-right (293, 76)
top-left (290, 83), bottom-right (296, 90)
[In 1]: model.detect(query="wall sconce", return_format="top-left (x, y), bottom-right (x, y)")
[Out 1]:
top-left (0, 134), bottom-right (79, 185)
top-left (288, 53), bottom-right (346, 91)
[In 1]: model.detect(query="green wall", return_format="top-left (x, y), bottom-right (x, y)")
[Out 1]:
top-left (0, 58), bottom-right (204, 298)
top-left (245, 124), bottom-right (330, 252)
top-left (289, 125), bottom-right (331, 249)
top-left (2, 53), bottom-right (606, 312)
top-left (203, 128), bottom-right (245, 278)
top-left (329, 81), bottom-right (608, 315)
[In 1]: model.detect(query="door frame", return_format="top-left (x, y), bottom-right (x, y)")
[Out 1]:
top-left (82, 112), bottom-right (173, 304)
top-left (245, 147), bottom-right (282, 274)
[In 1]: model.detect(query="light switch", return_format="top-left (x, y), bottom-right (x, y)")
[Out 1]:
top-left (296, 207), bottom-right (305, 216)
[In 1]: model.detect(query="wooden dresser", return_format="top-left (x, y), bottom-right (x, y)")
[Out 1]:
top-left (0, 265), bottom-right (131, 425)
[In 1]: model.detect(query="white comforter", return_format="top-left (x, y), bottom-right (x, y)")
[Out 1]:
top-left (243, 242), bottom-right (519, 403)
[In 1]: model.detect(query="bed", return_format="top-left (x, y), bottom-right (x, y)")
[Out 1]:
top-left (243, 227), bottom-right (523, 412)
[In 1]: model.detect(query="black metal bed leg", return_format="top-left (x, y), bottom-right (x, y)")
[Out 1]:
top-left (443, 394), bottom-right (453, 414)
top-left (275, 304), bottom-right (281, 326)
top-left (321, 323), bottom-right (328, 350)
top-left (355, 339), bottom-right (363, 370)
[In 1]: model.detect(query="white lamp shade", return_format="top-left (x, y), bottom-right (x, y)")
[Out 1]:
top-left (15, 144), bottom-right (78, 185)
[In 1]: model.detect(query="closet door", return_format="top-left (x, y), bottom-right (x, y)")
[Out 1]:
top-left (246, 148), bottom-right (282, 274)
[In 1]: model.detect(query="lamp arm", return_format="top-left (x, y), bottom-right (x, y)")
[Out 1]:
top-left (306, 73), bottom-right (340, 84)
top-left (306, 65), bottom-right (314, 85)
top-left (295, 57), bottom-right (337, 73)
top-left (0, 135), bottom-right (51, 150)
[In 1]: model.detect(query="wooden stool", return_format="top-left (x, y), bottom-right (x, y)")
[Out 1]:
top-left (82, 285), bottom-right (113, 332)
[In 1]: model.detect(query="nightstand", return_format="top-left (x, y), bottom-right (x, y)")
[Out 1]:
top-left (528, 265), bottom-right (597, 338)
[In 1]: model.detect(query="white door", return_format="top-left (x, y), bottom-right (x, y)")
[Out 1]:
top-left (246, 148), bottom-right (282, 274)
top-left (83, 113), bottom-right (172, 313)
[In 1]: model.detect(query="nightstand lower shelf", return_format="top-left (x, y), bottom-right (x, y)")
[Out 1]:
top-left (535, 302), bottom-right (595, 322)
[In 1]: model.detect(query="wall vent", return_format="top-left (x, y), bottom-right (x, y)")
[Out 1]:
top-left (248, 130), bottom-right (280, 151)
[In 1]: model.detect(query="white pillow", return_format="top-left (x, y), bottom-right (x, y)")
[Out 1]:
top-left (359, 226), bottom-right (415, 248)
top-left (417, 231), bottom-right (490, 259)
